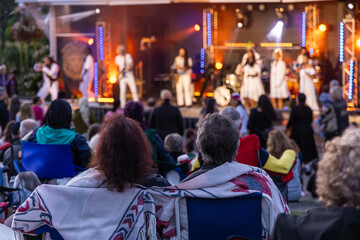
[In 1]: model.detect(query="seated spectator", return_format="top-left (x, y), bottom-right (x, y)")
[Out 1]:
top-left (27, 99), bottom-right (91, 168)
top-left (164, 133), bottom-right (184, 162)
top-left (11, 115), bottom-right (157, 239)
top-left (266, 129), bottom-right (302, 202)
top-left (196, 97), bottom-right (218, 128)
top-left (72, 97), bottom-right (97, 135)
top-left (124, 101), bottom-right (174, 184)
top-left (321, 86), bottom-right (349, 141)
top-left (318, 85), bottom-right (332, 109)
top-left (8, 95), bottom-right (20, 121)
top-left (16, 102), bottom-right (33, 122)
top-left (31, 96), bottom-right (44, 124)
top-left (150, 114), bottom-right (289, 239)
top-left (3, 119), bottom-right (39, 176)
top-left (144, 97), bottom-right (156, 127)
top-left (104, 99), bottom-right (123, 120)
top-left (0, 87), bottom-right (9, 134)
top-left (87, 123), bottom-right (101, 143)
top-left (1, 121), bottom-right (18, 145)
top-left (149, 89), bottom-right (184, 141)
top-left (221, 107), bottom-right (296, 175)
top-left (271, 129), bottom-right (360, 240)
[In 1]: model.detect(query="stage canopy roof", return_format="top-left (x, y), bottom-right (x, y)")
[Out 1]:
top-left (16, 0), bottom-right (337, 6)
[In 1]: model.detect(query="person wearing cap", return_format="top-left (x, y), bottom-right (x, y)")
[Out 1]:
top-left (115, 44), bottom-right (138, 109)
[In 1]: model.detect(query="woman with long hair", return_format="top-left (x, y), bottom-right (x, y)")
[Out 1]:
top-left (241, 49), bottom-right (264, 108)
top-left (16, 102), bottom-right (33, 122)
top-left (196, 97), bottom-right (218, 128)
top-left (267, 129), bottom-right (302, 202)
top-left (287, 93), bottom-right (318, 164)
top-left (248, 95), bottom-right (277, 147)
top-left (173, 47), bottom-right (193, 107)
top-left (12, 115), bottom-right (157, 239)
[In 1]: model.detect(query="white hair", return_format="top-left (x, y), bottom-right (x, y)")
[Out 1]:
top-left (20, 119), bottom-right (39, 138)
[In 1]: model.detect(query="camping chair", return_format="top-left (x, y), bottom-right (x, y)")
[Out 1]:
top-left (174, 192), bottom-right (274, 240)
top-left (14, 141), bottom-right (82, 179)
top-left (236, 134), bottom-right (261, 167)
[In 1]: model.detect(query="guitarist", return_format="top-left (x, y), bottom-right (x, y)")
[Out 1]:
top-left (34, 56), bottom-right (60, 101)
top-left (115, 44), bottom-right (138, 109)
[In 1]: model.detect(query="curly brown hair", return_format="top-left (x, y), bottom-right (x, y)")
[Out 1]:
top-left (316, 128), bottom-right (360, 208)
top-left (89, 114), bottom-right (152, 192)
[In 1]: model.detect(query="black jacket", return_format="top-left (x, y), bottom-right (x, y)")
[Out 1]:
top-left (28, 128), bottom-right (91, 168)
top-left (0, 100), bottom-right (9, 132)
top-left (149, 100), bottom-right (184, 140)
top-left (271, 207), bottom-right (360, 240)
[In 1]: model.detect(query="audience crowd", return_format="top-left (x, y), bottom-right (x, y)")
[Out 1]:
top-left (0, 80), bottom-right (355, 239)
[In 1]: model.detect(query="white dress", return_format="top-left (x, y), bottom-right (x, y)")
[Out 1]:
top-left (299, 67), bottom-right (319, 111)
top-left (174, 56), bottom-right (193, 107)
top-left (241, 64), bottom-right (264, 102)
top-left (36, 63), bottom-right (60, 101)
top-left (270, 60), bottom-right (289, 99)
top-left (79, 54), bottom-right (94, 99)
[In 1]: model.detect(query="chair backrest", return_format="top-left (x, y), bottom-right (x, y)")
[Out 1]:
top-left (21, 141), bottom-right (75, 179)
top-left (185, 193), bottom-right (263, 240)
top-left (235, 134), bottom-right (261, 167)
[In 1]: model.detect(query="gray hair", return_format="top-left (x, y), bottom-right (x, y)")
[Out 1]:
top-left (220, 107), bottom-right (242, 128)
top-left (20, 119), bottom-right (39, 138)
top-left (160, 89), bottom-right (172, 101)
top-left (330, 86), bottom-right (343, 101)
top-left (14, 171), bottom-right (41, 192)
top-left (164, 133), bottom-right (183, 152)
top-left (197, 114), bottom-right (240, 164)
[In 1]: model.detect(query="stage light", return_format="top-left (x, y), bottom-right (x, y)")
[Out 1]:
top-left (215, 62), bottom-right (223, 70)
top-left (319, 24), bottom-right (327, 32)
top-left (235, 9), bottom-right (249, 29)
top-left (200, 48), bottom-right (205, 73)
top-left (339, 22), bottom-right (344, 62)
top-left (94, 62), bottom-right (99, 97)
top-left (206, 12), bottom-right (212, 46)
top-left (301, 12), bottom-right (306, 47)
top-left (95, 8), bottom-right (100, 14)
top-left (288, 4), bottom-right (294, 12)
top-left (357, 38), bottom-right (360, 48)
top-left (348, 3), bottom-right (354, 10)
top-left (258, 4), bottom-right (266, 11)
top-left (109, 75), bottom-right (117, 84)
top-left (267, 21), bottom-right (284, 42)
top-left (247, 4), bottom-right (253, 11)
top-left (194, 24), bottom-right (200, 32)
top-left (88, 38), bottom-right (94, 45)
top-left (349, 59), bottom-right (354, 100)
top-left (194, 91), bottom-right (201, 97)
top-left (98, 26), bottom-right (104, 61)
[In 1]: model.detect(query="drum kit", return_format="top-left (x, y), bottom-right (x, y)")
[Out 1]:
top-left (214, 73), bottom-right (241, 107)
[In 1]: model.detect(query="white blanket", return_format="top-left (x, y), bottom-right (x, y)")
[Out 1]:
top-left (148, 161), bottom-right (290, 239)
top-left (11, 168), bottom-right (157, 240)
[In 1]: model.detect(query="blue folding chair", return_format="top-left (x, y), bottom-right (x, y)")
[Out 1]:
top-left (174, 192), bottom-right (274, 240)
top-left (17, 141), bottom-right (77, 179)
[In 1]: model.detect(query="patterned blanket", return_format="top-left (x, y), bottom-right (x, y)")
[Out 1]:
top-left (11, 168), bottom-right (157, 240)
top-left (148, 161), bottom-right (290, 240)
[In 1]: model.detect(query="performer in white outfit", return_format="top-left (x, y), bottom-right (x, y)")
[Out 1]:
top-left (270, 49), bottom-right (289, 109)
top-left (34, 56), bottom-right (60, 101)
top-left (79, 47), bottom-right (94, 99)
top-left (115, 45), bottom-right (138, 109)
top-left (241, 49), bottom-right (264, 109)
top-left (299, 60), bottom-right (319, 111)
top-left (173, 48), bottom-right (193, 107)
top-left (235, 47), bottom-right (262, 76)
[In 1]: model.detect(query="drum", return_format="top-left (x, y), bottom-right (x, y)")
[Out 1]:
top-left (214, 85), bottom-right (231, 107)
